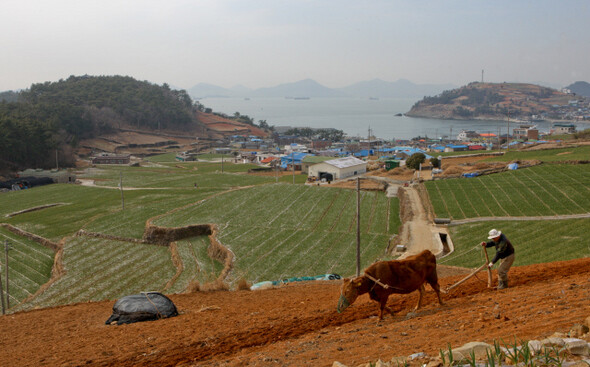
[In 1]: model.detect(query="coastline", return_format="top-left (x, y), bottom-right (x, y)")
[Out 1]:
top-left (405, 111), bottom-right (588, 124)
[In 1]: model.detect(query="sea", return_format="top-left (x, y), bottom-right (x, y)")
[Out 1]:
top-left (199, 97), bottom-right (584, 140)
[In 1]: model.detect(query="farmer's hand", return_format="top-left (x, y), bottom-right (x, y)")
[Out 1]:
top-left (487, 262), bottom-right (494, 268)
top-left (480, 241), bottom-right (486, 247)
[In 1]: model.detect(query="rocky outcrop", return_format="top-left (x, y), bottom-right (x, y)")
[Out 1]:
top-left (334, 318), bottom-right (590, 367)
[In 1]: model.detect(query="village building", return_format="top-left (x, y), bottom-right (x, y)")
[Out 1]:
top-left (91, 153), bottom-right (131, 165)
top-left (308, 156), bottom-right (367, 181)
top-left (301, 156), bottom-right (334, 174)
top-left (175, 152), bottom-right (196, 162)
top-left (444, 144), bottom-right (469, 152)
top-left (18, 169), bottom-right (77, 184)
top-left (512, 124), bottom-right (539, 140)
top-left (310, 140), bottom-right (332, 150)
top-left (457, 130), bottom-right (479, 142)
top-left (551, 124), bottom-right (577, 135)
top-left (479, 133), bottom-right (497, 141)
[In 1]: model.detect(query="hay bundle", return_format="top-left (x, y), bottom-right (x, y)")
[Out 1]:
top-left (443, 165), bottom-right (464, 175)
top-left (474, 162), bottom-right (492, 169)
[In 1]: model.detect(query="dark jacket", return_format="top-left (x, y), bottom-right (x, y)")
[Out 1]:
top-left (485, 233), bottom-right (514, 264)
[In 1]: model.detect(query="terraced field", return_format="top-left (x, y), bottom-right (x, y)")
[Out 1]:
top-left (426, 164), bottom-right (590, 219)
top-left (0, 171), bottom-right (399, 310)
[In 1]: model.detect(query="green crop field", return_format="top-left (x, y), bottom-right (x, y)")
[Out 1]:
top-left (426, 164), bottom-right (590, 220)
top-left (439, 219), bottom-right (590, 268)
top-left (14, 236), bottom-right (177, 311)
top-left (484, 144), bottom-right (590, 162)
top-left (0, 227), bottom-right (54, 307)
top-left (154, 184), bottom-right (400, 285)
top-left (0, 161), bottom-right (398, 311)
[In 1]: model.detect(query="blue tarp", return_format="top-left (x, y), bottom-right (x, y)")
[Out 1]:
top-left (379, 147), bottom-right (432, 159)
top-left (250, 274), bottom-right (342, 290)
top-left (447, 144), bottom-right (469, 149)
top-left (508, 163), bottom-right (519, 170)
top-left (354, 149), bottom-right (374, 157)
top-left (280, 152), bottom-right (308, 168)
top-left (462, 172), bottom-right (480, 178)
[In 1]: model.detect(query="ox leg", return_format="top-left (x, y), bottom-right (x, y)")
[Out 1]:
top-left (378, 297), bottom-right (394, 321)
top-left (426, 273), bottom-right (444, 306)
top-left (414, 284), bottom-right (425, 311)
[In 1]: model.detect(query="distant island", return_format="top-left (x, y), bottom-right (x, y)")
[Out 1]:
top-left (406, 82), bottom-right (590, 122)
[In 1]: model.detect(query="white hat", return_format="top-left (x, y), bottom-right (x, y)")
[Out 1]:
top-left (488, 229), bottom-right (502, 239)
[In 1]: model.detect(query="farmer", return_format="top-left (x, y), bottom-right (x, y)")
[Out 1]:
top-left (480, 229), bottom-right (515, 289)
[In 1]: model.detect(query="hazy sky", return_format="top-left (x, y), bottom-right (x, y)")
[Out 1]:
top-left (2, 0), bottom-right (589, 91)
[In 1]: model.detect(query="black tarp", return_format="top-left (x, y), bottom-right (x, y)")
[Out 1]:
top-left (105, 292), bottom-right (178, 325)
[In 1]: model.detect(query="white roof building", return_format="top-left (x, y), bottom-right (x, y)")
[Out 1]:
top-left (308, 156), bottom-right (367, 180)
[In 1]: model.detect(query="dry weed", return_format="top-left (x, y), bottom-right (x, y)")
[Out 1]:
top-left (201, 279), bottom-right (230, 292)
top-left (443, 165), bottom-right (464, 175)
top-left (186, 280), bottom-right (201, 293)
top-left (236, 278), bottom-right (251, 291)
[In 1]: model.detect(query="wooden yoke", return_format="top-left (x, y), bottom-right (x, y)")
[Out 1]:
top-left (482, 246), bottom-right (493, 288)
top-left (444, 263), bottom-right (487, 293)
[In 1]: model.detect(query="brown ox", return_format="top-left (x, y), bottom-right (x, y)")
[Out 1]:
top-left (337, 250), bottom-right (443, 320)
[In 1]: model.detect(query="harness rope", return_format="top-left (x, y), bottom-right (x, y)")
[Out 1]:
top-left (363, 272), bottom-right (407, 292)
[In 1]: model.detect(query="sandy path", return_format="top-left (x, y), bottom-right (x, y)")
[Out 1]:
top-left (398, 185), bottom-right (444, 258)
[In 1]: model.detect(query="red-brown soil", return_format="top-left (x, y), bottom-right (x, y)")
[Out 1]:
top-left (1, 258), bottom-right (589, 367)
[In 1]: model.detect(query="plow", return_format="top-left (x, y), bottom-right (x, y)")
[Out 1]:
top-left (442, 246), bottom-right (493, 293)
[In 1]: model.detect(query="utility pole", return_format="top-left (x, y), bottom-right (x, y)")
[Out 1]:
top-left (292, 151), bottom-right (295, 184)
top-left (119, 172), bottom-right (125, 210)
top-left (356, 177), bottom-right (361, 277)
top-left (56, 149), bottom-right (59, 171)
top-left (0, 257), bottom-right (4, 315)
top-left (221, 156), bottom-right (224, 173)
top-left (4, 241), bottom-right (9, 309)
top-left (506, 110), bottom-right (510, 151)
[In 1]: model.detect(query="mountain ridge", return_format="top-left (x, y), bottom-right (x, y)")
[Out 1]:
top-left (188, 78), bottom-right (457, 99)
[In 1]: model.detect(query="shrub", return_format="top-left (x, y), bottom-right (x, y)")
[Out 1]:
top-left (406, 153), bottom-right (426, 170)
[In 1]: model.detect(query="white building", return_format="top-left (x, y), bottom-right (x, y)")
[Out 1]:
top-left (308, 156), bottom-right (367, 181)
top-left (284, 143), bottom-right (310, 154)
top-left (457, 130), bottom-right (480, 142)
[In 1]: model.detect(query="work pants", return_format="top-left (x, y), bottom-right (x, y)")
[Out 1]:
top-left (498, 253), bottom-right (515, 283)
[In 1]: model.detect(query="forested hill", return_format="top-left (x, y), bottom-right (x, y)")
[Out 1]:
top-left (405, 82), bottom-right (575, 120)
top-left (0, 75), bottom-right (199, 174)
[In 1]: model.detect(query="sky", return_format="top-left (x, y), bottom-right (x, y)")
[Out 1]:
top-left (1, 0), bottom-right (589, 91)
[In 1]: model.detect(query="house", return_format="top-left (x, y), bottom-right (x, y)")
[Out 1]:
top-left (445, 144), bottom-right (469, 152)
top-left (92, 154), bottom-right (131, 165)
top-left (308, 156), bottom-right (367, 181)
top-left (280, 152), bottom-right (308, 170)
top-left (513, 125), bottom-right (539, 140)
top-left (457, 130), bottom-right (479, 142)
top-left (175, 152), bottom-right (196, 162)
top-left (479, 133), bottom-right (497, 141)
top-left (551, 124), bottom-right (576, 135)
top-left (311, 140), bottom-right (332, 150)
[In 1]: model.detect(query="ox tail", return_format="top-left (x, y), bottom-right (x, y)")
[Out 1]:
top-left (337, 295), bottom-right (350, 313)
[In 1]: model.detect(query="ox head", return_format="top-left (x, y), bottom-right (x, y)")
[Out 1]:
top-left (337, 277), bottom-right (363, 313)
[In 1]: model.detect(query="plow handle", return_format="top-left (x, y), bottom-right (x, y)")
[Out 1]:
top-left (482, 246), bottom-right (493, 288)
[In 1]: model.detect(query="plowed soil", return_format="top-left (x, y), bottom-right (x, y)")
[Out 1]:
top-left (1, 258), bottom-right (589, 367)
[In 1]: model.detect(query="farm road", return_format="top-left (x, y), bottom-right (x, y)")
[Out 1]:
top-left (397, 184), bottom-right (445, 258)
